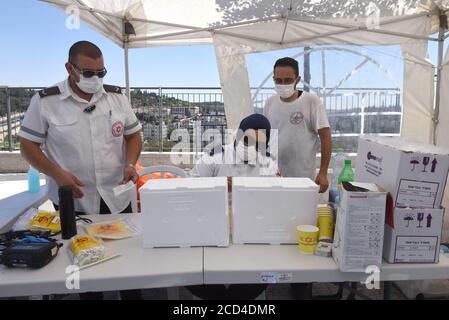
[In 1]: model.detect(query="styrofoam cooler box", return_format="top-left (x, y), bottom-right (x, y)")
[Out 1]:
top-left (140, 177), bottom-right (229, 248)
top-left (232, 177), bottom-right (319, 244)
top-left (355, 136), bottom-right (449, 209)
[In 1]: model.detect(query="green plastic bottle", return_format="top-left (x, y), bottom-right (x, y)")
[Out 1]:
top-left (338, 160), bottom-right (354, 191)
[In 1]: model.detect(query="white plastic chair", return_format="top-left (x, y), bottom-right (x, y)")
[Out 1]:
top-left (131, 165), bottom-right (186, 213)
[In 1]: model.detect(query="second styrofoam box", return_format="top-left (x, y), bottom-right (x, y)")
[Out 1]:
top-left (140, 177), bottom-right (229, 248)
top-left (232, 177), bottom-right (319, 244)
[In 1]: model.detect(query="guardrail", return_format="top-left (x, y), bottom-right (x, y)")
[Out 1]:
top-left (0, 86), bottom-right (401, 153)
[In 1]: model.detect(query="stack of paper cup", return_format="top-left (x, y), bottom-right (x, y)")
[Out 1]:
top-left (317, 205), bottom-right (334, 242)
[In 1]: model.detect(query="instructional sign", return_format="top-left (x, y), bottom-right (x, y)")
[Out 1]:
top-left (396, 179), bottom-right (439, 208)
top-left (394, 236), bottom-right (438, 263)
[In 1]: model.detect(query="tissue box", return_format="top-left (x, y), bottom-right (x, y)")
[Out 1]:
top-left (232, 177), bottom-right (319, 244)
top-left (332, 182), bottom-right (387, 272)
top-left (140, 177), bottom-right (229, 248)
top-left (355, 136), bottom-right (449, 208)
top-left (383, 206), bottom-right (444, 263)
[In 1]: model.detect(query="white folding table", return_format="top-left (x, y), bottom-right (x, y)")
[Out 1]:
top-left (2, 182), bottom-right (449, 299)
top-left (0, 214), bottom-right (203, 298)
top-left (0, 180), bottom-right (48, 233)
top-left (203, 245), bottom-right (449, 299)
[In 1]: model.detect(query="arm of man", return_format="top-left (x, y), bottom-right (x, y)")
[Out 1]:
top-left (18, 93), bottom-right (84, 198)
top-left (20, 138), bottom-right (85, 198)
top-left (121, 95), bottom-right (143, 184)
top-left (122, 132), bottom-right (142, 184)
top-left (316, 127), bottom-right (332, 193)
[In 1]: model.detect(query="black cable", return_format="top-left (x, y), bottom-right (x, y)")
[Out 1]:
top-left (76, 215), bottom-right (93, 224)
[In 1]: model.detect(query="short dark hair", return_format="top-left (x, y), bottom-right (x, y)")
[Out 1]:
top-left (68, 41), bottom-right (102, 63)
top-left (273, 57), bottom-right (299, 77)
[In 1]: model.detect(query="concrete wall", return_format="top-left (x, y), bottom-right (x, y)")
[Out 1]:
top-left (0, 151), bottom-right (349, 174)
top-left (0, 151), bottom-right (195, 173)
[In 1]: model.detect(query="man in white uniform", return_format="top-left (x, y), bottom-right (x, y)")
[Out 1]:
top-left (19, 41), bottom-right (143, 300)
top-left (264, 57), bottom-right (332, 193)
top-left (19, 41), bottom-right (142, 215)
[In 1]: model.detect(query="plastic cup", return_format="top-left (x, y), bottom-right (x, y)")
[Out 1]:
top-left (317, 205), bottom-right (334, 242)
top-left (297, 225), bottom-right (319, 254)
top-left (317, 213), bottom-right (334, 241)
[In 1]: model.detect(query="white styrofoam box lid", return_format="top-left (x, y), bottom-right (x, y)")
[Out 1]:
top-left (140, 177), bottom-right (227, 192)
top-left (232, 177), bottom-right (319, 190)
top-left (360, 135), bottom-right (449, 155)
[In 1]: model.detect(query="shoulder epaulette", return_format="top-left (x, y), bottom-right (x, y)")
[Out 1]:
top-left (209, 146), bottom-right (225, 156)
top-left (103, 84), bottom-right (123, 94)
top-left (38, 86), bottom-right (61, 98)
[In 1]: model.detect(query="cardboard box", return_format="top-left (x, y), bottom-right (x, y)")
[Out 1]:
top-left (140, 177), bottom-right (229, 248)
top-left (355, 136), bottom-right (449, 209)
top-left (383, 206), bottom-right (444, 263)
top-left (232, 177), bottom-right (319, 244)
top-left (332, 182), bottom-right (387, 272)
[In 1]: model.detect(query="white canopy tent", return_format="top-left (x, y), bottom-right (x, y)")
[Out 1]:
top-left (40, 0), bottom-right (449, 237)
top-left (40, 0), bottom-right (448, 139)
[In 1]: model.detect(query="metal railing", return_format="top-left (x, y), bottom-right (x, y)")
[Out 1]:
top-left (0, 86), bottom-right (401, 153)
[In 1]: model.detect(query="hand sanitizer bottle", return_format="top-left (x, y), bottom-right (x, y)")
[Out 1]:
top-left (27, 166), bottom-right (40, 193)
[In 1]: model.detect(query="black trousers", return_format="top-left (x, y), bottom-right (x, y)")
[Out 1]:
top-left (53, 198), bottom-right (140, 300)
top-left (186, 284), bottom-right (268, 300)
top-left (53, 197), bottom-right (132, 215)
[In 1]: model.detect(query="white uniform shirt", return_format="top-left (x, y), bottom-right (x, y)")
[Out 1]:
top-left (18, 79), bottom-right (142, 214)
top-left (191, 144), bottom-right (279, 177)
top-left (263, 91), bottom-right (330, 179)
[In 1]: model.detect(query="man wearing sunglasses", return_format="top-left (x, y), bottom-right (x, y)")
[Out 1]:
top-left (263, 57), bottom-right (332, 193)
top-left (19, 40), bottom-right (142, 216)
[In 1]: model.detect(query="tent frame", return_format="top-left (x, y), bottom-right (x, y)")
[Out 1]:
top-left (38, 0), bottom-right (448, 144)
top-left (434, 11), bottom-right (449, 144)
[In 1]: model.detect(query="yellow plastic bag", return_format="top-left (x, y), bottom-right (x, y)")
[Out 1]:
top-left (28, 211), bottom-right (61, 234)
top-left (69, 235), bottom-right (118, 269)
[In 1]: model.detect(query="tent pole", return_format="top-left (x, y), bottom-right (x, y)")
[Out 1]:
top-left (321, 50), bottom-right (326, 108)
top-left (303, 46), bottom-right (311, 92)
top-left (124, 33), bottom-right (131, 101)
top-left (433, 12), bottom-right (448, 145)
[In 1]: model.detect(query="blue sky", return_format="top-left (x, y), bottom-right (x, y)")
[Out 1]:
top-left (1, 0), bottom-right (447, 89)
top-left (0, 0), bottom-right (220, 87)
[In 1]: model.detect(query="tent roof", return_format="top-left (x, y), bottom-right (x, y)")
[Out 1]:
top-left (41, 0), bottom-right (449, 48)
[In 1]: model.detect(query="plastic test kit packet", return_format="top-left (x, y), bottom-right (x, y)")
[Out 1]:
top-left (113, 181), bottom-right (135, 197)
top-left (13, 208), bottom-right (61, 234)
top-left (84, 218), bottom-right (139, 240)
top-left (68, 235), bottom-right (119, 269)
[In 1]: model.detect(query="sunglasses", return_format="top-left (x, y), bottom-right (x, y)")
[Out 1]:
top-left (71, 63), bottom-right (107, 78)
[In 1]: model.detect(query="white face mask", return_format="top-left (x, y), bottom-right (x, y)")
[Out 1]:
top-left (76, 75), bottom-right (103, 94)
top-left (275, 83), bottom-right (296, 99)
top-left (236, 142), bottom-right (258, 164)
